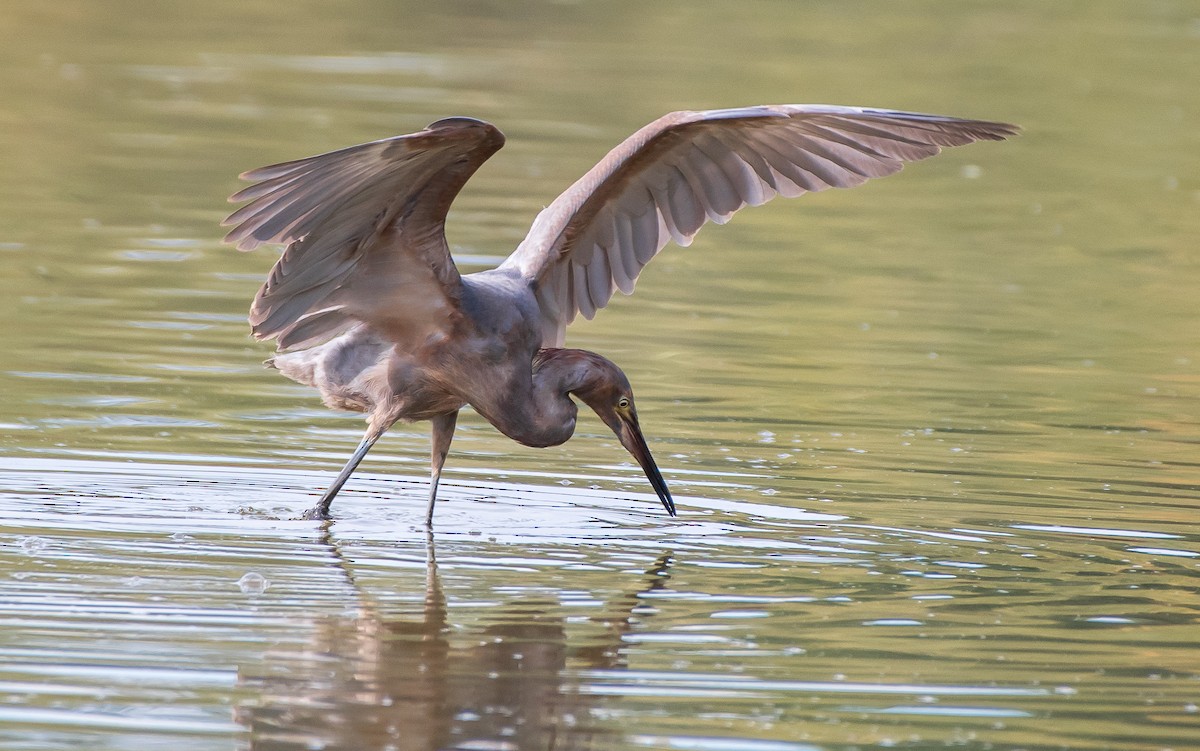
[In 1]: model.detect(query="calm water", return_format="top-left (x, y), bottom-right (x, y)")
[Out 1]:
top-left (2, 1), bottom-right (1199, 749)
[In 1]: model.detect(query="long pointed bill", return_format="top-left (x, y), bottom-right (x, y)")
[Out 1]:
top-left (616, 416), bottom-right (676, 516)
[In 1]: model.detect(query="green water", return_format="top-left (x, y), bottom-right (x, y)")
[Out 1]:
top-left (2, 1), bottom-right (1199, 749)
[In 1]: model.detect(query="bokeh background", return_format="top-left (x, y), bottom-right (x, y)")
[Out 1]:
top-left (1, 2), bottom-right (1198, 749)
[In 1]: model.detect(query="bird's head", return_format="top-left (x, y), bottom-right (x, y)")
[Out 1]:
top-left (564, 352), bottom-right (676, 517)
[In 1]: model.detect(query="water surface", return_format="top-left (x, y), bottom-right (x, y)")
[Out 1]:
top-left (2, 1), bottom-right (1199, 749)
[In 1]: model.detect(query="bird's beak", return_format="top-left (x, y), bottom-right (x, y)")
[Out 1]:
top-left (609, 409), bottom-right (676, 517)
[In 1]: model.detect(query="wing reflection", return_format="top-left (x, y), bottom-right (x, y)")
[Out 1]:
top-left (237, 529), bottom-right (673, 750)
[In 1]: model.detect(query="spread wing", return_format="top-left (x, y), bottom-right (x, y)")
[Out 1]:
top-left (498, 105), bottom-right (1018, 346)
top-left (223, 117), bottom-right (505, 351)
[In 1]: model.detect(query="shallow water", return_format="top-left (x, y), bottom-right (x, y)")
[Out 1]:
top-left (2, 1), bottom-right (1200, 749)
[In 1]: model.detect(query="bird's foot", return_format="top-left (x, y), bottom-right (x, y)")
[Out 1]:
top-left (300, 506), bottom-right (332, 521)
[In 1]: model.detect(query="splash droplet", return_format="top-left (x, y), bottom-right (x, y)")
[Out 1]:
top-left (237, 572), bottom-right (269, 595)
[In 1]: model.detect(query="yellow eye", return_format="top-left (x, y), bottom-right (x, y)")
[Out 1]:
top-left (617, 396), bottom-right (630, 410)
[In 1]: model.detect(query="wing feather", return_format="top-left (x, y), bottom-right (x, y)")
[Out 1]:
top-left (629, 207), bottom-right (661, 265)
top-left (607, 241), bottom-right (635, 295)
top-left (659, 184), bottom-right (690, 246)
top-left (678, 148), bottom-right (740, 222)
top-left (765, 132), bottom-right (862, 187)
top-left (571, 261), bottom-right (595, 320)
top-left (714, 131), bottom-right (794, 197)
top-left (665, 164), bottom-right (705, 243)
top-left (276, 307), bottom-right (359, 352)
top-left (501, 105), bottom-right (1017, 346)
top-left (587, 245), bottom-right (614, 314)
top-left (692, 132), bottom-right (768, 207)
top-left (223, 118), bottom-right (504, 350)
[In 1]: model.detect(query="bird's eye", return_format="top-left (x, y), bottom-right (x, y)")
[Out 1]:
top-left (617, 396), bottom-right (631, 410)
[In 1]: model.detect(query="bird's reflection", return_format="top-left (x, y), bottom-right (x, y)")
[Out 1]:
top-left (237, 528), bottom-right (673, 750)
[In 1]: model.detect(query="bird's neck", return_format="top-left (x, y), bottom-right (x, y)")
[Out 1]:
top-left (485, 348), bottom-right (597, 448)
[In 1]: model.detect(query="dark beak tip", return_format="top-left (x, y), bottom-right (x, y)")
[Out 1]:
top-left (615, 416), bottom-right (675, 518)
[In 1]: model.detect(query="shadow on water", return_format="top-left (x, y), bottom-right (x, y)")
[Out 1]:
top-left (237, 527), bottom-right (675, 751)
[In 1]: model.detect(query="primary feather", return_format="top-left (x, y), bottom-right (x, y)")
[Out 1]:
top-left (497, 105), bottom-right (1017, 345)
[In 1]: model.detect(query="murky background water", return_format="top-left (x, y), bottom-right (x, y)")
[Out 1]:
top-left (2, 1), bottom-right (1199, 749)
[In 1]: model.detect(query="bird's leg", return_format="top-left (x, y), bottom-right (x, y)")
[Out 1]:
top-left (426, 411), bottom-right (458, 527)
top-left (302, 427), bottom-right (385, 521)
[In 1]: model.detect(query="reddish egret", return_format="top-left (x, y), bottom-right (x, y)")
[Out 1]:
top-left (223, 105), bottom-right (1016, 523)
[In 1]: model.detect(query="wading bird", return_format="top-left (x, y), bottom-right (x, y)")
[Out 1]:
top-left (223, 105), bottom-right (1016, 524)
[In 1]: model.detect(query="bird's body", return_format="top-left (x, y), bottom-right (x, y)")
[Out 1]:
top-left (224, 105), bottom-right (1016, 524)
top-left (269, 270), bottom-right (583, 447)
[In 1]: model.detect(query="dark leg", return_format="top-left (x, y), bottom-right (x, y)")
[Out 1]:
top-left (425, 411), bottom-right (458, 527)
top-left (302, 427), bottom-right (384, 520)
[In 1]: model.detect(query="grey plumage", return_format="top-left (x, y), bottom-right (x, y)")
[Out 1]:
top-left (223, 105), bottom-right (1017, 524)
